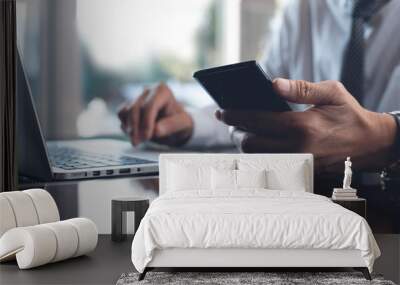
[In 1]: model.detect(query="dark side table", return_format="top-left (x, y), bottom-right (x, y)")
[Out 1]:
top-left (112, 197), bottom-right (149, 242)
top-left (331, 198), bottom-right (366, 219)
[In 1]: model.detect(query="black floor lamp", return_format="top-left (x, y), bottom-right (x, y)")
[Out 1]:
top-left (0, 0), bottom-right (17, 192)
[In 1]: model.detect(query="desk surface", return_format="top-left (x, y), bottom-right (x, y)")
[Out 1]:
top-left (0, 235), bottom-right (133, 285)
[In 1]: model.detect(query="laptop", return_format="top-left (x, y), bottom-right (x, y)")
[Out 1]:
top-left (17, 51), bottom-right (158, 181)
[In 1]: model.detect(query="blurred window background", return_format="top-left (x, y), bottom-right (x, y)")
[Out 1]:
top-left (16, 0), bottom-right (286, 140)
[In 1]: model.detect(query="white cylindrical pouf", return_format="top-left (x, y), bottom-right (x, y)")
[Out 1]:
top-left (67, 218), bottom-right (98, 257)
top-left (0, 196), bottom-right (17, 237)
top-left (0, 226), bottom-right (57, 269)
top-left (23, 189), bottom-right (60, 224)
top-left (43, 221), bottom-right (79, 262)
top-left (1, 192), bottom-right (39, 227)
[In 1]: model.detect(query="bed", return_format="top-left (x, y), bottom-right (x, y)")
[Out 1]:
top-left (131, 154), bottom-right (380, 280)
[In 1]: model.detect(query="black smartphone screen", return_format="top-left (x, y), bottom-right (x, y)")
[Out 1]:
top-left (193, 61), bottom-right (291, 111)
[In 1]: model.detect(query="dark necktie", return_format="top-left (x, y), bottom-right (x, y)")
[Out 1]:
top-left (340, 0), bottom-right (389, 104)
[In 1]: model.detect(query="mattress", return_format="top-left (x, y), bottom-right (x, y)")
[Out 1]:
top-left (131, 190), bottom-right (380, 273)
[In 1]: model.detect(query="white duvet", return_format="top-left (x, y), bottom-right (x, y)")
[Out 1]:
top-left (131, 190), bottom-right (380, 273)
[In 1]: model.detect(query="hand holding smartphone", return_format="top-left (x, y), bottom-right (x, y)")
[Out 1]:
top-left (193, 61), bottom-right (291, 112)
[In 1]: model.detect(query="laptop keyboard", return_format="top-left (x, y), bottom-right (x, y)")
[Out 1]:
top-left (48, 146), bottom-right (153, 170)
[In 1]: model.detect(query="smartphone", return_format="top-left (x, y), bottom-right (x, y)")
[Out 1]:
top-left (193, 61), bottom-right (291, 111)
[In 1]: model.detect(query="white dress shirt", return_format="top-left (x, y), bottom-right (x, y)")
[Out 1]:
top-left (187, 0), bottom-right (400, 148)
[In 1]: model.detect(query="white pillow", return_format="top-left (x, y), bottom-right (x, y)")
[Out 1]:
top-left (266, 165), bottom-right (306, 191)
top-left (236, 169), bottom-right (267, 189)
top-left (238, 159), bottom-right (308, 191)
top-left (211, 169), bottom-right (268, 191)
top-left (211, 169), bottom-right (236, 190)
top-left (166, 163), bottom-right (212, 191)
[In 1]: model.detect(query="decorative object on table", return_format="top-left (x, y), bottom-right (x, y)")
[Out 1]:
top-left (332, 188), bottom-right (358, 200)
top-left (332, 157), bottom-right (358, 200)
top-left (112, 197), bottom-right (149, 242)
top-left (343, 157), bottom-right (353, 189)
top-left (116, 271), bottom-right (394, 285)
top-left (0, 189), bottom-right (98, 269)
top-left (331, 198), bottom-right (367, 219)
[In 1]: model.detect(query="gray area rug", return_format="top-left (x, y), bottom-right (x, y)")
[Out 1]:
top-left (117, 272), bottom-right (396, 285)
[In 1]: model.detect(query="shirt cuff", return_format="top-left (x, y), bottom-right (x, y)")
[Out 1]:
top-left (185, 106), bottom-right (233, 149)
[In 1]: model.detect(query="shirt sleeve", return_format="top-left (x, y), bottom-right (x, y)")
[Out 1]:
top-left (259, 1), bottom-right (293, 79)
top-left (260, 0), bottom-right (310, 111)
top-left (185, 104), bottom-right (233, 148)
top-left (376, 66), bottom-right (400, 113)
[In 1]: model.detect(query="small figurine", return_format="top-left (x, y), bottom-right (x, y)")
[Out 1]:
top-left (332, 157), bottom-right (357, 199)
top-left (342, 157), bottom-right (353, 190)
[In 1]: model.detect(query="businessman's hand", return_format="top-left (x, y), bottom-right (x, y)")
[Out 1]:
top-left (118, 83), bottom-right (193, 147)
top-left (216, 79), bottom-right (397, 172)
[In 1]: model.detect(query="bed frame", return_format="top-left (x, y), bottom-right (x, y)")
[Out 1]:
top-left (138, 154), bottom-right (371, 281)
top-left (139, 249), bottom-right (371, 280)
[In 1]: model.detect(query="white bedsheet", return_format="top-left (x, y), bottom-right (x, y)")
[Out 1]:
top-left (131, 190), bottom-right (380, 273)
